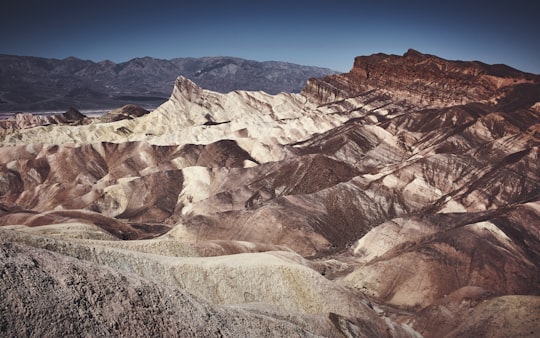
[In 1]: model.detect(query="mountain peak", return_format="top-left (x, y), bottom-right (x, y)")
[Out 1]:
top-left (174, 75), bottom-right (202, 96)
top-left (403, 48), bottom-right (425, 58)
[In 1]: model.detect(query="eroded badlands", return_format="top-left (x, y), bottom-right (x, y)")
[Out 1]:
top-left (1, 50), bottom-right (539, 337)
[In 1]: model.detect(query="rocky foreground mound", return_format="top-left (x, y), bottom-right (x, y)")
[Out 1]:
top-left (1, 50), bottom-right (539, 337)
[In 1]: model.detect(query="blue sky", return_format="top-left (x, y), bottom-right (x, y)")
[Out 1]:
top-left (1, 0), bottom-right (539, 73)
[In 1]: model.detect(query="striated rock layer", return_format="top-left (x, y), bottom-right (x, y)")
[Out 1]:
top-left (1, 50), bottom-right (540, 337)
top-left (304, 48), bottom-right (539, 107)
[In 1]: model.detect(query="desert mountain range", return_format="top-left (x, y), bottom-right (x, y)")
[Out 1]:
top-left (0, 54), bottom-right (336, 113)
top-left (1, 49), bottom-right (539, 337)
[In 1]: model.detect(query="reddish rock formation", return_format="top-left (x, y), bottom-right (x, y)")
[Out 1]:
top-left (304, 48), bottom-right (539, 107)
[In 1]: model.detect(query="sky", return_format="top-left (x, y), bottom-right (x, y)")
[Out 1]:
top-left (1, 0), bottom-right (539, 73)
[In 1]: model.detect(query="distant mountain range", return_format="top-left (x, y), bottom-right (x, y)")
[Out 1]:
top-left (0, 54), bottom-right (337, 113)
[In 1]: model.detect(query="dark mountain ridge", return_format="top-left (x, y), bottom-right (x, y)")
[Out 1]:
top-left (0, 54), bottom-right (337, 113)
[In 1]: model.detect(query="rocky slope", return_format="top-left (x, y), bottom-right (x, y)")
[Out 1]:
top-left (1, 49), bottom-right (539, 337)
top-left (0, 54), bottom-right (336, 113)
top-left (1, 235), bottom-right (383, 338)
